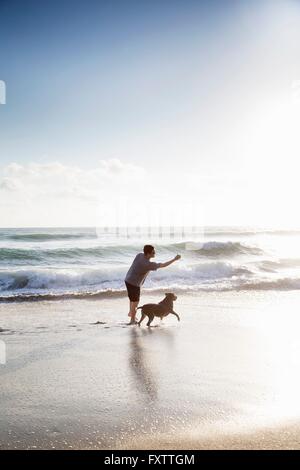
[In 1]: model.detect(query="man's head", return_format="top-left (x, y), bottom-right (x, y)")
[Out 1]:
top-left (144, 244), bottom-right (155, 259)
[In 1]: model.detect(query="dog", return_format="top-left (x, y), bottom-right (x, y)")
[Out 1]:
top-left (137, 293), bottom-right (180, 327)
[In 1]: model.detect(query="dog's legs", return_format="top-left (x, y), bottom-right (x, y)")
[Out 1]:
top-left (146, 314), bottom-right (154, 327)
top-left (171, 311), bottom-right (180, 321)
top-left (138, 312), bottom-right (146, 326)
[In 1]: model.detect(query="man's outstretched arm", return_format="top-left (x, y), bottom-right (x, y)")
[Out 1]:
top-left (159, 254), bottom-right (181, 268)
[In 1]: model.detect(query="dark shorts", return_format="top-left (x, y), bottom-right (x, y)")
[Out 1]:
top-left (125, 281), bottom-right (140, 302)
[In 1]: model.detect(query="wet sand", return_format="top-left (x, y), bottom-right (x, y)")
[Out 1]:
top-left (0, 291), bottom-right (300, 449)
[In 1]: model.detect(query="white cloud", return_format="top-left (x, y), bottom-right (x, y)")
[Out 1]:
top-left (0, 159), bottom-right (211, 227)
top-left (0, 177), bottom-right (23, 192)
top-left (0, 159), bottom-right (147, 227)
top-left (0, 157), bottom-right (296, 228)
top-left (0, 159), bottom-right (145, 194)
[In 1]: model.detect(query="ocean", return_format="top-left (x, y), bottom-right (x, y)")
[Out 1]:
top-left (1, 226), bottom-right (300, 301)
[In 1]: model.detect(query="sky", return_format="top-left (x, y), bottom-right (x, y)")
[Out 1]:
top-left (1, 0), bottom-right (300, 227)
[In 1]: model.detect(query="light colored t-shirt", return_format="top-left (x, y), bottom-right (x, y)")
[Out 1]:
top-left (125, 253), bottom-right (161, 287)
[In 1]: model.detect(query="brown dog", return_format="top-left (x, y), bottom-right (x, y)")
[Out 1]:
top-left (137, 293), bottom-right (180, 327)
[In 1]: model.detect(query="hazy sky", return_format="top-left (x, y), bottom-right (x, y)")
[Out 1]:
top-left (1, 0), bottom-right (300, 227)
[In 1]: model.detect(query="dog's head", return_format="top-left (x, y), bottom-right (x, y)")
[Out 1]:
top-left (164, 292), bottom-right (177, 301)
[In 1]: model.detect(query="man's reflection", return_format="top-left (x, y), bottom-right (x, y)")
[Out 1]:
top-left (128, 327), bottom-right (174, 401)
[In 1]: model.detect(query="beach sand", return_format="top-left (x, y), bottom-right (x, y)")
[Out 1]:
top-left (0, 290), bottom-right (300, 450)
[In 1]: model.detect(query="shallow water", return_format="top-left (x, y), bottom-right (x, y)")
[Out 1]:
top-left (0, 291), bottom-right (299, 449)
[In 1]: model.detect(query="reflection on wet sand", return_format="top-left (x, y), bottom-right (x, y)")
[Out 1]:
top-left (128, 327), bottom-right (174, 402)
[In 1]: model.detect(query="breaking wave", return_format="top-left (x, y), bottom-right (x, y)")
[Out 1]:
top-left (1, 226), bottom-right (300, 301)
top-left (0, 240), bottom-right (263, 265)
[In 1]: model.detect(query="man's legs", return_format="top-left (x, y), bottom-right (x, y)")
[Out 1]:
top-left (128, 300), bottom-right (139, 324)
top-left (125, 281), bottom-right (140, 324)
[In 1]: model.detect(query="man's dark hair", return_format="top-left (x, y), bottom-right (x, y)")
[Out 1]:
top-left (144, 245), bottom-right (154, 255)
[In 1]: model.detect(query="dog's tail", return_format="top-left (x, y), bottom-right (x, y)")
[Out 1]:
top-left (136, 306), bottom-right (143, 310)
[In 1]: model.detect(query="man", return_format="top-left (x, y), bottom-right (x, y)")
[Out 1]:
top-left (124, 244), bottom-right (181, 325)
